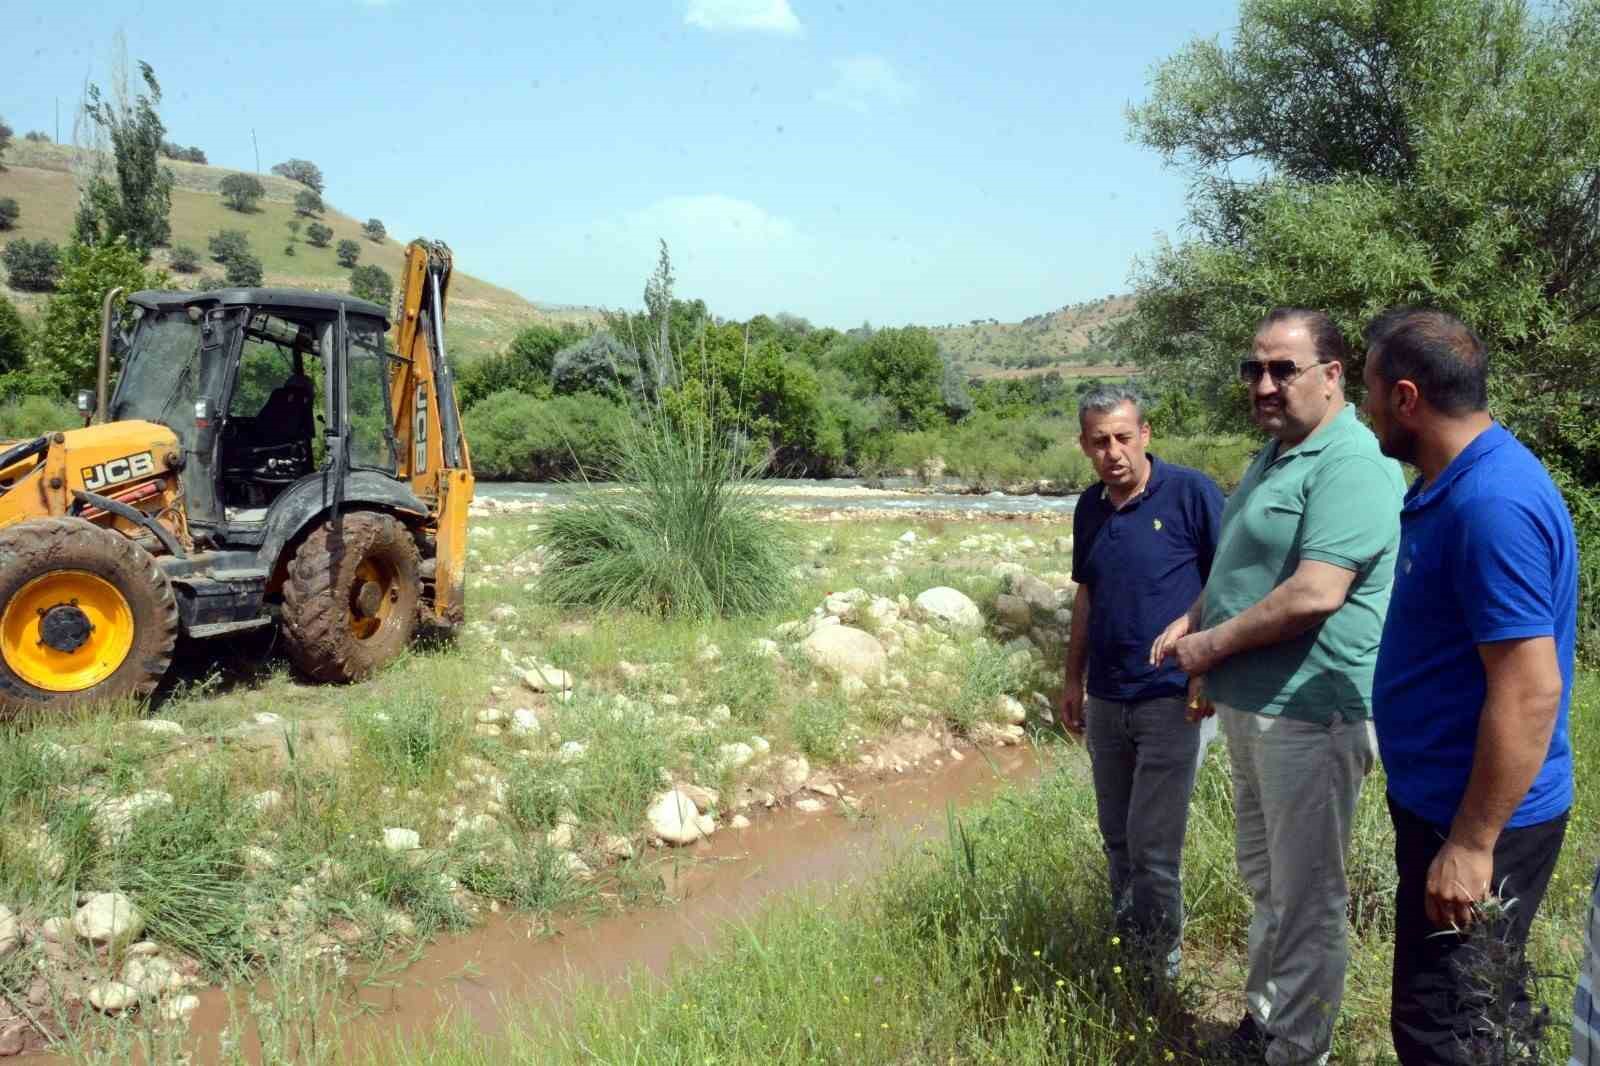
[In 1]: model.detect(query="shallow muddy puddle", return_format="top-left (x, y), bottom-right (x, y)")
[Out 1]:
top-left (42, 743), bottom-right (1048, 1064)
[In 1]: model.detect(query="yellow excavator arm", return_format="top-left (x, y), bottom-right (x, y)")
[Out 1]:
top-left (389, 240), bottom-right (473, 624)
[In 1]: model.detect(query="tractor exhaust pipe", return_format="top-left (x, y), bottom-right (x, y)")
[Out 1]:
top-left (96, 286), bottom-right (123, 425)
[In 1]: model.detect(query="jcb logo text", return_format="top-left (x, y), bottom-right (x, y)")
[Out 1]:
top-left (82, 451), bottom-right (156, 492)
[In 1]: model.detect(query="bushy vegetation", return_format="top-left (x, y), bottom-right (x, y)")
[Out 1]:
top-left (0, 297), bottom-right (28, 376)
top-left (463, 390), bottom-right (627, 480)
top-left (0, 197), bottom-right (18, 231)
top-left (27, 238), bottom-right (167, 396)
top-left (219, 173), bottom-right (264, 213)
top-left (2, 238), bottom-right (60, 292)
top-left (363, 218), bottom-right (386, 243)
top-left (159, 141), bottom-right (206, 164)
top-left (349, 263), bottom-right (392, 305)
top-left (270, 158), bottom-right (324, 194)
top-left (294, 190), bottom-right (323, 217)
top-left (168, 244), bottom-right (200, 273)
top-left (336, 239), bottom-right (360, 268)
top-left (207, 229), bottom-right (249, 265)
top-left (224, 250), bottom-right (263, 287)
top-left (305, 221), bottom-right (332, 248)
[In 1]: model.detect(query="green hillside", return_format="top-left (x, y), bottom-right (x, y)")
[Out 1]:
top-left (928, 294), bottom-right (1136, 378)
top-left (0, 140), bottom-right (593, 363)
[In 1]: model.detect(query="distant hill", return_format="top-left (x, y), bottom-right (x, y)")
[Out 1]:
top-left (0, 140), bottom-right (596, 363)
top-left (928, 294), bottom-right (1137, 380)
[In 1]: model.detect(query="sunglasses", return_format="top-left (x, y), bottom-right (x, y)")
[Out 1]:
top-left (1238, 359), bottom-right (1325, 385)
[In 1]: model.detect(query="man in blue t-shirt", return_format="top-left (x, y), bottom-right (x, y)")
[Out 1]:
top-left (1363, 309), bottom-right (1577, 1066)
top-left (1059, 384), bottom-right (1224, 974)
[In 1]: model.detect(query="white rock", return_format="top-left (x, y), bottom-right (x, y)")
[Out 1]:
top-left (913, 587), bottom-right (983, 630)
top-left (558, 740), bottom-right (588, 764)
top-left (476, 708), bottom-right (506, 725)
top-left (898, 530), bottom-right (919, 544)
top-left (799, 626), bottom-right (888, 681)
top-left (750, 735), bottom-right (771, 756)
top-left (996, 695), bottom-right (1028, 725)
top-left (753, 638), bottom-right (781, 659)
top-left (560, 852), bottom-right (594, 879)
top-left (241, 845), bottom-right (279, 873)
top-left (488, 605), bottom-right (518, 624)
top-left (0, 905), bottom-right (17, 958)
top-left (794, 798), bottom-right (827, 814)
top-left (693, 813), bottom-right (717, 837)
top-left (777, 755), bottom-right (811, 794)
top-left (521, 665), bottom-right (573, 694)
top-left (88, 980), bottom-right (138, 1013)
top-left (695, 642), bottom-right (722, 664)
top-left (717, 742), bottom-right (755, 772)
top-left (253, 712), bottom-right (282, 726)
top-left (646, 789), bottom-right (706, 846)
top-left (708, 704), bottom-right (732, 723)
top-left (382, 827), bottom-right (421, 853)
top-left (730, 814), bottom-right (752, 830)
top-left (603, 834), bottom-right (635, 860)
top-left (840, 675), bottom-right (868, 700)
top-left (123, 955), bottom-right (183, 998)
top-left (382, 911), bottom-right (417, 937)
top-left (475, 723), bottom-right (504, 738)
top-left (137, 719), bottom-right (183, 736)
top-left (248, 789), bottom-right (283, 814)
top-left (677, 783), bottom-right (720, 810)
top-left (73, 893), bottom-right (145, 948)
top-left (161, 994), bottom-right (201, 1022)
top-left (39, 916), bottom-right (70, 943)
top-left (545, 823), bottom-right (575, 849)
top-left (93, 790), bottom-right (173, 844)
top-left (510, 708), bottom-right (541, 736)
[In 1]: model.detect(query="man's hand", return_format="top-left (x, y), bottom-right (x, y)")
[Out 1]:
top-left (1173, 630), bottom-right (1223, 676)
top-left (1150, 614), bottom-right (1193, 666)
top-left (1425, 839), bottom-right (1495, 930)
top-left (1058, 675), bottom-right (1086, 734)
top-left (1185, 674), bottom-right (1214, 724)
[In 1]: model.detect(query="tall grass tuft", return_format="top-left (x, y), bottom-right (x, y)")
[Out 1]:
top-left (536, 242), bottom-right (792, 619)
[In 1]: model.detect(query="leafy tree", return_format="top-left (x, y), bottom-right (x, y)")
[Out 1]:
top-left (270, 158), bottom-right (324, 194)
top-left (455, 323), bottom-right (588, 408)
top-left (2, 239), bottom-right (62, 292)
top-left (349, 264), bottom-right (392, 305)
top-left (23, 130), bottom-right (49, 143)
top-left (294, 189), bottom-right (323, 217)
top-left (207, 229), bottom-right (249, 265)
top-left (336, 239), bottom-right (361, 268)
top-left (168, 244), bottom-right (200, 273)
top-left (224, 250), bottom-right (263, 287)
top-left (0, 198), bottom-right (18, 231)
top-left (0, 295), bottom-right (30, 376)
top-left (0, 117), bottom-right (10, 171)
top-left (158, 141), bottom-right (204, 163)
top-left (362, 218), bottom-right (386, 243)
top-left (79, 62), bottom-right (174, 255)
top-left (219, 173), bottom-right (265, 212)
top-left (845, 327), bottom-right (945, 430)
top-left (195, 273), bottom-right (225, 291)
top-left (34, 238), bottom-right (167, 395)
top-left (552, 332), bottom-right (647, 398)
top-left (305, 222), bottom-right (333, 248)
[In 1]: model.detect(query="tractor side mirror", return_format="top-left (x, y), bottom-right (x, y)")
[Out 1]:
top-left (76, 389), bottom-right (97, 425)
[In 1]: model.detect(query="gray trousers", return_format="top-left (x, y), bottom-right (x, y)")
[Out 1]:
top-left (1085, 694), bottom-right (1214, 963)
top-left (1220, 705), bottom-right (1377, 1066)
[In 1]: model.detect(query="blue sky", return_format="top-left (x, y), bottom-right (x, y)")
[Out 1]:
top-left (5, 1), bottom-right (1240, 328)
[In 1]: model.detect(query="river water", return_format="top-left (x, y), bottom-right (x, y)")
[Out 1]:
top-left (475, 477), bottom-right (1081, 516)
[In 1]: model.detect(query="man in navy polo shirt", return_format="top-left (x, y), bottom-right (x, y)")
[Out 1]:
top-left (1059, 384), bottom-right (1224, 975)
top-left (1363, 308), bottom-right (1577, 1066)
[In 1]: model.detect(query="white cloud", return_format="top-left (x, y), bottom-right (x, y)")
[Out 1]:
top-left (685, 0), bottom-right (802, 35)
top-left (623, 194), bottom-right (798, 248)
top-left (815, 54), bottom-right (914, 114)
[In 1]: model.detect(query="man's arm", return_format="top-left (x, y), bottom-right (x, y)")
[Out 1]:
top-left (1168, 559), bottom-right (1356, 675)
top-left (1426, 636), bottom-right (1563, 928)
top-left (1058, 582), bottom-right (1092, 733)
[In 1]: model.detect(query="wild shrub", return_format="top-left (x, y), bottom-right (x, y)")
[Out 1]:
top-left (462, 389), bottom-right (627, 480)
top-left (349, 691), bottom-right (465, 787)
top-left (790, 693), bottom-right (852, 762)
top-left (0, 198), bottom-right (18, 230)
top-left (168, 244), bottom-right (200, 273)
top-left (336, 239), bottom-right (360, 269)
top-left (2, 238), bottom-right (61, 291)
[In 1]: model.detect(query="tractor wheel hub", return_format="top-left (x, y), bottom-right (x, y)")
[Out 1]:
top-left (38, 603), bottom-right (93, 654)
top-left (354, 581), bottom-right (383, 617)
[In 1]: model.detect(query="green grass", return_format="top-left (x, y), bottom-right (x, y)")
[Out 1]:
top-left (354, 676), bottom-right (1600, 1066)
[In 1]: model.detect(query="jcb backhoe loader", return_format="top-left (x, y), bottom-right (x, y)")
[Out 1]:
top-left (0, 239), bottom-right (473, 715)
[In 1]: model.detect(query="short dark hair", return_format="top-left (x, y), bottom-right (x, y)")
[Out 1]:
top-left (1362, 308), bottom-right (1488, 415)
top-left (1257, 307), bottom-right (1349, 365)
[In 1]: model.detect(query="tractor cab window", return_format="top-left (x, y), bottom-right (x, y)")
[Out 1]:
top-left (220, 312), bottom-right (322, 512)
top-left (346, 320), bottom-right (397, 474)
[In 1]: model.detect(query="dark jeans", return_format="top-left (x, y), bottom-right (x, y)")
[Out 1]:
top-left (1084, 694), bottom-right (1211, 962)
top-left (1388, 793), bottom-right (1568, 1066)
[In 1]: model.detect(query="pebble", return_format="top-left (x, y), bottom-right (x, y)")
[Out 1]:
top-left (382, 828), bottom-right (420, 852)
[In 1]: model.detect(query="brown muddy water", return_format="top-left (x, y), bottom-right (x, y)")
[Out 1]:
top-left (47, 744), bottom-right (1047, 1064)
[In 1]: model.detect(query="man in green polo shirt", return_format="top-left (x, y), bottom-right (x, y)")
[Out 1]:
top-left (1151, 307), bottom-right (1405, 1065)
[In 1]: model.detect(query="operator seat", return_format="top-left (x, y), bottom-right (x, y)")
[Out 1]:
top-left (254, 372), bottom-right (316, 448)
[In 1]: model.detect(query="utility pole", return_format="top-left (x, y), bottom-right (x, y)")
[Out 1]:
top-left (251, 128), bottom-right (260, 173)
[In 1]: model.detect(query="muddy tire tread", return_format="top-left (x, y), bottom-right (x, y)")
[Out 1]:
top-left (280, 511), bottom-right (420, 683)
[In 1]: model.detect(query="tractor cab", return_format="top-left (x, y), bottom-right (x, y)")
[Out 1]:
top-left (111, 289), bottom-right (401, 545)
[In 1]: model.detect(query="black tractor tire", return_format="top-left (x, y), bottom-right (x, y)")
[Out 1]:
top-left (281, 511), bottom-right (421, 683)
top-left (0, 517), bottom-right (179, 718)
